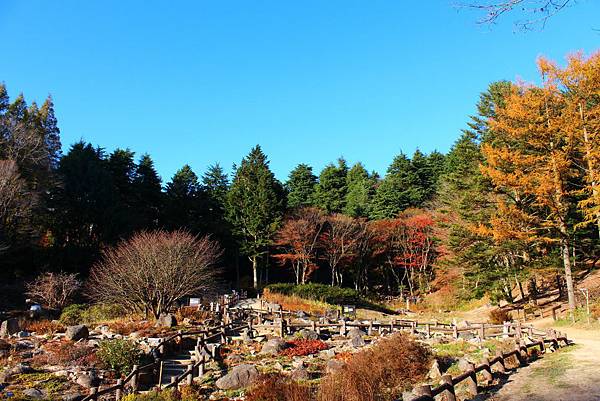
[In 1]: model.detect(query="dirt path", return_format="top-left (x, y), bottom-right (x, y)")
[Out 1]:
top-left (488, 321), bottom-right (600, 401)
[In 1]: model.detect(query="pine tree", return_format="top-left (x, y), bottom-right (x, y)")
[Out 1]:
top-left (39, 96), bottom-right (62, 168)
top-left (370, 152), bottom-right (420, 219)
top-left (0, 83), bottom-right (8, 115)
top-left (203, 163), bottom-right (229, 206)
top-left (164, 165), bottom-right (202, 231)
top-left (107, 148), bottom-right (137, 239)
top-left (344, 162), bottom-right (375, 217)
top-left (314, 158), bottom-right (348, 213)
top-left (226, 145), bottom-right (285, 288)
top-left (132, 154), bottom-right (163, 230)
top-left (286, 163), bottom-right (317, 209)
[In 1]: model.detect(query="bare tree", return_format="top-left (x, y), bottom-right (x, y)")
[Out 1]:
top-left (459, 0), bottom-right (575, 30)
top-left (320, 214), bottom-right (361, 287)
top-left (26, 272), bottom-right (81, 310)
top-left (0, 160), bottom-right (33, 251)
top-left (87, 230), bottom-right (223, 319)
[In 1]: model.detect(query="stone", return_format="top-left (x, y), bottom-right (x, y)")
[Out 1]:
top-left (347, 327), bottom-right (366, 338)
top-left (62, 394), bottom-right (84, 401)
top-left (14, 340), bottom-right (35, 351)
top-left (155, 313), bottom-right (177, 328)
top-left (65, 325), bottom-right (89, 341)
top-left (325, 359), bottom-right (345, 374)
top-left (428, 359), bottom-right (442, 380)
top-left (298, 329), bottom-right (319, 340)
top-left (260, 337), bottom-right (287, 355)
top-left (348, 335), bottom-right (365, 348)
top-left (457, 357), bottom-right (474, 372)
top-left (75, 371), bottom-right (100, 388)
top-left (0, 363), bottom-right (34, 382)
top-left (23, 388), bottom-right (44, 399)
top-left (16, 331), bottom-right (30, 338)
top-left (215, 364), bottom-right (259, 390)
top-left (0, 319), bottom-right (20, 338)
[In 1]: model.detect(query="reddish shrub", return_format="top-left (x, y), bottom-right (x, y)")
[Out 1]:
top-left (35, 341), bottom-right (99, 367)
top-left (108, 320), bottom-right (154, 336)
top-left (246, 373), bottom-right (312, 401)
top-left (280, 340), bottom-right (328, 357)
top-left (318, 333), bottom-right (431, 401)
top-left (26, 320), bottom-right (65, 335)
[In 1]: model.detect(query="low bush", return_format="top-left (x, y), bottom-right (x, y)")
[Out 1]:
top-left (59, 303), bottom-right (127, 325)
top-left (34, 341), bottom-right (98, 366)
top-left (25, 320), bottom-right (65, 335)
top-left (262, 291), bottom-right (326, 314)
top-left (246, 373), bottom-right (312, 401)
top-left (59, 304), bottom-right (87, 325)
top-left (97, 339), bottom-right (142, 376)
top-left (488, 308), bottom-right (511, 324)
top-left (265, 283), bottom-right (360, 305)
top-left (120, 387), bottom-right (202, 401)
top-left (280, 340), bottom-right (328, 357)
top-left (318, 333), bottom-right (431, 401)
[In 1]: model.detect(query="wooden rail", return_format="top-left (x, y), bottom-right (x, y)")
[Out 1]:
top-left (411, 329), bottom-right (570, 401)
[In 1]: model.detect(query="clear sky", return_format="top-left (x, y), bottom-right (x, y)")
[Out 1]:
top-left (1, 1), bottom-right (599, 182)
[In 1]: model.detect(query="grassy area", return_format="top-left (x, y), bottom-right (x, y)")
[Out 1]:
top-left (521, 344), bottom-right (580, 393)
top-left (553, 307), bottom-right (600, 330)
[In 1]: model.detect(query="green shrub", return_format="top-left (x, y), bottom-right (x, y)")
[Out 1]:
top-left (120, 388), bottom-right (201, 401)
top-left (97, 339), bottom-right (142, 376)
top-left (59, 304), bottom-right (87, 325)
top-left (265, 283), bottom-right (360, 305)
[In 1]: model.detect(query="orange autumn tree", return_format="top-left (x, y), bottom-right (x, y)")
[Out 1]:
top-left (481, 69), bottom-right (578, 311)
top-left (273, 207), bottom-right (326, 284)
top-left (540, 52), bottom-right (600, 236)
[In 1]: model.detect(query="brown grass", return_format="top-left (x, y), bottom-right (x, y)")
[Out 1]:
top-left (33, 341), bottom-right (99, 367)
top-left (262, 290), bottom-right (327, 314)
top-left (108, 320), bottom-right (155, 336)
top-left (246, 373), bottom-right (312, 401)
top-left (488, 308), bottom-right (511, 324)
top-left (25, 320), bottom-right (65, 335)
top-left (318, 333), bottom-right (432, 401)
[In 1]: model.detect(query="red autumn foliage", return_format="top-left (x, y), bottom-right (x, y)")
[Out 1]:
top-left (279, 339), bottom-right (328, 357)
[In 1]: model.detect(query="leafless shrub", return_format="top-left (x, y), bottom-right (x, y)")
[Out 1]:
top-left (87, 230), bottom-right (223, 319)
top-left (25, 271), bottom-right (81, 310)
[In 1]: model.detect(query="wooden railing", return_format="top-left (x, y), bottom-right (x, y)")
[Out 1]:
top-left (411, 329), bottom-right (570, 401)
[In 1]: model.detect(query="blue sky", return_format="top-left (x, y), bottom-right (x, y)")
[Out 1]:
top-left (1, 1), bottom-right (599, 182)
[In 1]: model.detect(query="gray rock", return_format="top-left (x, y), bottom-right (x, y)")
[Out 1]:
top-left (23, 388), bottom-right (44, 399)
top-left (0, 318), bottom-right (20, 338)
top-left (62, 394), bottom-right (84, 401)
top-left (325, 359), bottom-right (345, 374)
top-left (14, 340), bottom-right (35, 351)
top-left (0, 363), bottom-right (34, 382)
top-left (260, 337), bottom-right (287, 355)
top-left (76, 371), bottom-right (100, 388)
top-left (298, 329), bottom-right (319, 340)
top-left (155, 313), bottom-right (177, 328)
top-left (215, 363), bottom-right (259, 390)
top-left (457, 357), bottom-right (474, 372)
top-left (428, 359), bottom-right (442, 379)
top-left (347, 327), bottom-right (366, 338)
top-left (291, 366), bottom-right (309, 380)
top-left (65, 325), bottom-right (89, 341)
top-left (16, 331), bottom-right (30, 338)
top-left (348, 335), bottom-right (365, 348)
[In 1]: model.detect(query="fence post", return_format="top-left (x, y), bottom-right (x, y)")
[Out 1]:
top-left (115, 378), bottom-right (123, 400)
top-left (89, 387), bottom-right (98, 401)
top-left (440, 374), bottom-right (456, 401)
top-left (368, 320), bottom-right (373, 336)
top-left (515, 321), bottom-right (522, 339)
top-left (479, 323), bottom-right (485, 340)
top-left (186, 365), bottom-right (193, 386)
top-left (425, 323), bottom-right (431, 339)
top-left (503, 321), bottom-right (510, 339)
top-left (131, 365), bottom-right (139, 393)
top-left (340, 319), bottom-right (347, 336)
top-left (452, 325), bottom-right (458, 339)
top-left (514, 344), bottom-right (523, 366)
top-left (279, 319), bottom-right (286, 337)
top-left (411, 321), bottom-right (417, 335)
top-left (495, 350), bottom-right (506, 374)
top-left (199, 355), bottom-right (205, 376)
top-left (158, 361), bottom-right (165, 389)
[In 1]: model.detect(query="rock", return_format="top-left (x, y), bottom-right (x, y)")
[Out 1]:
top-left (458, 331), bottom-right (475, 340)
top-left (155, 313), bottom-right (177, 328)
top-left (298, 329), bottom-right (319, 340)
top-left (325, 359), bottom-right (345, 374)
top-left (291, 366), bottom-right (309, 380)
top-left (0, 363), bottom-right (34, 382)
top-left (215, 364), bottom-right (259, 390)
top-left (348, 335), bottom-right (365, 348)
top-left (457, 357), bottom-right (474, 372)
top-left (23, 388), bottom-right (44, 399)
top-left (75, 371), bottom-right (100, 388)
top-left (62, 394), bottom-right (84, 401)
top-left (227, 354), bottom-right (243, 364)
top-left (241, 329), bottom-right (253, 343)
top-left (292, 359), bottom-right (305, 369)
top-left (16, 331), bottom-right (30, 338)
top-left (296, 311), bottom-right (307, 318)
top-left (320, 348), bottom-right (336, 359)
top-left (129, 331), bottom-right (142, 339)
top-left (14, 340), bottom-right (35, 351)
top-left (260, 337), bottom-right (287, 355)
top-left (347, 327), bottom-right (366, 338)
top-left (65, 325), bottom-right (89, 341)
top-left (428, 359), bottom-right (442, 379)
top-left (0, 319), bottom-right (20, 338)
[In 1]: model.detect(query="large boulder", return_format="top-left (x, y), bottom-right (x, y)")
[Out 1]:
top-left (260, 337), bottom-right (287, 355)
top-left (298, 329), bottom-right (319, 340)
top-left (23, 388), bottom-right (44, 399)
top-left (65, 325), bottom-right (89, 341)
top-left (0, 319), bottom-right (20, 338)
top-left (155, 313), bottom-right (177, 328)
top-left (215, 364), bottom-right (259, 390)
top-left (347, 327), bottom-right (366, 338)
top-left (428, 359), bottom-right (443, 380)
top-left (348, 335), bottom-right (365, 348)
top-left (75, 371), bottom-right (100, 389)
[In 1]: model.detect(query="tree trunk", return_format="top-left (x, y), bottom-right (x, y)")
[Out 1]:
top-left (251, 255), bottom-right (258, 289)
top-left (560, 237), bottom-right (576, 312)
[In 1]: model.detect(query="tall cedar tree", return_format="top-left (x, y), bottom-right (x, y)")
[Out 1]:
top-left (482, 74), bottom-right (578, 311)
top-left (226, 145), bottom-right (285, 289)
top-left (314, 158), bottom-right (348, 213)
top-left (164, 164), bottom-right (203, 232)
top-left (132, 154), bottom-right (163, 230)
top-left (286, 163), bottom-right (317, 209)
top-left (344, 163), bottom-right (375, 218)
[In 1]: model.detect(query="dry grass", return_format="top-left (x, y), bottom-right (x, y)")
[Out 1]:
top-left (488, 308), bottom-right (511, 324)
top-left (33, 340), bottom-right (99, 367)
top-left (263, 290), bottom-right (328, 314)
top-left (246, 373), bottom-right (312, 401)
top-left (25, 320), bottom-right (65, 335)
top-left (318, 333), bottom-right (432, 401)
top-left (108, 320), bottom-right (155, 336)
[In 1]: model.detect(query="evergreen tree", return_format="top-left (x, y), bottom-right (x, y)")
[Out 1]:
top-left (370, 152), bottom-right (421, 219)
top-left (314, 158), bottom-right (348, 213)
top-left (39, 96), bottom-right (62, 168)
top-left (226, 145), bottom-right (285, 289)
top-left (106, 149), bottom-right (137, 239)
top-left (132, 154), bottom-right (163, 230)
top-left (286, 163), bottom-right (317, 209)
top-left (344, 162), bottom-right (375, 218)
top-left (203, 163), bottom-right (229, 207)
top-left (164, 164), bottom-right (202, 231)
top-left (0, 83), bottom-right (8, 115)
